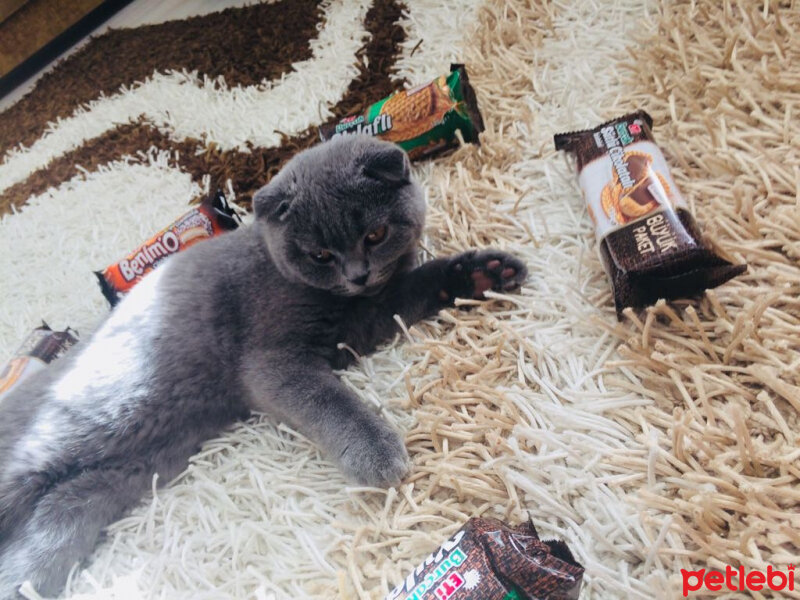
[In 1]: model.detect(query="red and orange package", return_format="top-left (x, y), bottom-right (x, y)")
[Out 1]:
top-left (95, 190), bottom-right (240, 306)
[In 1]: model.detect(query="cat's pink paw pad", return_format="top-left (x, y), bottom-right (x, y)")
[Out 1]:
top-left (470, 270), bottom-right (494, 295)
top-left (445, 250), bottom-right (527, 301)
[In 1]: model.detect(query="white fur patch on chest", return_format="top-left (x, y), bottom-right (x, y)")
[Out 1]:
top-left (52, 263), bottom-right (169, 413)
top-left (12, 264), bottom-right (170, 473)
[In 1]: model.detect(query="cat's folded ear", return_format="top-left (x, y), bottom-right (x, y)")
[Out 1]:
top-left (253, 184), bottom-right (292, 222)
top-left (361, 144), bottom-right (410, 185)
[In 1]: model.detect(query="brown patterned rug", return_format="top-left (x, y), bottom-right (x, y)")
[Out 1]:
top-left (0, 0), bottom-right (404, 214)
top-left (0, 1), bottom-right (797, 599)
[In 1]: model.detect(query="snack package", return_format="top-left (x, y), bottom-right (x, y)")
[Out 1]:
top-left (0, 323), bottom-right (78, 401)
top-left (95, 190), bottom-right (241, 306)
top-left (319, 64), bottom-right (484, 160)
top-left (386, 518), bottom-right (584, 600)
top-left (554, 111), bottom-right (746, 317)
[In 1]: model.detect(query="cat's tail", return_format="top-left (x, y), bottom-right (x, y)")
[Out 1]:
top-left (0, 464), bottom-right (152, 599)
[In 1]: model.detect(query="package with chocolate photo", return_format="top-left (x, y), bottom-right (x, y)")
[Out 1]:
top-left (386, 518), bottom-right (584, 600)
top-left (554, 111), bottom-right (746, 317)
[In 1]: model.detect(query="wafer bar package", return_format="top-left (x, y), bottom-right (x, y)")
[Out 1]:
top-left (554, 111), bottom-right (746, 317)
top-left (319, 64), bottom-right (484, 160)
top-left (386, 518), bottom-right (584, 600)
top-left (96, 190), bottom-right (241, 306)
top-left (0, 323), bottom-right (78, 401)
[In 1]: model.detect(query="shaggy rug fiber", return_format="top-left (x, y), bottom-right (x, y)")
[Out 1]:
top-left (0, 0), bottom-right (797, 598)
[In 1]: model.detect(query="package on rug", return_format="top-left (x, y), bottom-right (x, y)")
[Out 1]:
top-left (95, 190), bottom-right (241, 306)
top-left (319, 64), bottom-right (484, 160)
top-left (0, 323), bottom-right (78, 401)
top-left (385, 517), bottom-right (584, 600)
top-left (554, 111), bottom-right (747, 318)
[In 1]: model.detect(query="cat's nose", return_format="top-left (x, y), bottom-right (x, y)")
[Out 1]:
top-left (349, 273), bottom-right (369, 286)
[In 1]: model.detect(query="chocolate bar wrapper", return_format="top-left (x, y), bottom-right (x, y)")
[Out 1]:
top-left (319, 64), bottom-right (484, 160)
top-left (0, 322), bottom-right (78, 401)
top-left (386, 518), bottom-right (584, 600)
top-left (554, 111), bottom-right (746, 318)
top-left (95, 189), bottom-right (241, 306)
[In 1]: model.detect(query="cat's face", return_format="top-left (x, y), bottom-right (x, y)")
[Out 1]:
top-left (253, 136), bottom-right (425, 295)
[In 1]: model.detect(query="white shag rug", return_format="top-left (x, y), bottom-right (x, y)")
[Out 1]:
top-left (1, 0), bottom-right (798, 598)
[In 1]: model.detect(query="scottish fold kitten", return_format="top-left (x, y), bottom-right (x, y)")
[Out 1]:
top-left (0, 135), bottom-right (526, 598)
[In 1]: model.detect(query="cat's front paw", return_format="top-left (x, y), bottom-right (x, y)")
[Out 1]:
top-left (442, 250), bottom-right (528, 301)
top-left (339, 422), bottom-right (409, 487)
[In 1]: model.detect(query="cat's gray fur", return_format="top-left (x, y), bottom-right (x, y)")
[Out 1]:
top-left (0, 135), bottom-right (526, 598)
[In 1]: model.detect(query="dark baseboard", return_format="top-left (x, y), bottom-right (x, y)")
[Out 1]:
top-left (0, 0), bottom-right (135, 102)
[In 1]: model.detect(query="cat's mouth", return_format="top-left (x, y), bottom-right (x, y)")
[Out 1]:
top-left (331, 278), bottom-right (389, 297)
top-left (330, 262), bottom-right (400, 297)
top-left (339, 283), bottom-right (381, 297)
top-left (357, 283), bottom-right (387, 297)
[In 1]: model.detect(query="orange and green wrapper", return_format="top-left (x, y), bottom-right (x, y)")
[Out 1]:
top-left (95, 190), bottom-right (241, 306)
top-left (319, 64), bottom-right (484, 160)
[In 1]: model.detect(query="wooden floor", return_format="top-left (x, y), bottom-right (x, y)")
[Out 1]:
top-left (0, 0), bottom-right (254, 111)
top-left (0, 0), bottom-right (105, 77)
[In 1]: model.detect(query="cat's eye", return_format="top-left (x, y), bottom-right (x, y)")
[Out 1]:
top-left (365, 225), bottom-right (388, 246)
top-left (311, 250), bottom-right (334, 264)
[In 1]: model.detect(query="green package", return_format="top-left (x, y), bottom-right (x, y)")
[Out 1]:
top-left (319, 64), bottom-right (484, 160)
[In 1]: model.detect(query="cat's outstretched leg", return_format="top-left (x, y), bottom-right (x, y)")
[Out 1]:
top-left (242, 358), bottom-right (408, 487)
top-left (0, 465), bottom-right (152, 599)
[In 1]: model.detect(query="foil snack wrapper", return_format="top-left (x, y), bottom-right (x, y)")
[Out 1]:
top-left (386, 518), bottom-right (584, 600)
top-left (95, 189), bottom-right (241, 306)
top-left (554, 111), bottom-right (746, 317)
top-left (319, 64), bottom-right (484, 160)
top-left (0, 322), bottom-right (79, 401)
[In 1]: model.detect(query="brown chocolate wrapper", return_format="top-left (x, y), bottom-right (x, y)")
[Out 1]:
top-left (0, 322), bottom-right (79, 399)
top-left (386, 518), bottom-right (584, 600)
top-left (554, 111), bottom-right (746, 318)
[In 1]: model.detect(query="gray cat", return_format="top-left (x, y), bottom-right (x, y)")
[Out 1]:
top-left (0, 135), bottom-right (526, 598)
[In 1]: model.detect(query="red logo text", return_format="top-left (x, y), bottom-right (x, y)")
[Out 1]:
top-left (681, 565), bottom-right (795, 596)
top-left (435, 572), bottom-right (465, 600)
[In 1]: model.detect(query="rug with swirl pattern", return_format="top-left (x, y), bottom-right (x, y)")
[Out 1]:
top-left (1, 1), bottom-right (798, 598)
